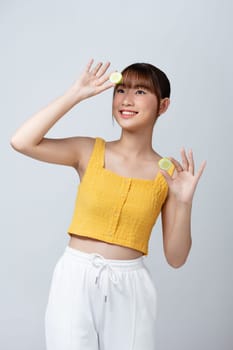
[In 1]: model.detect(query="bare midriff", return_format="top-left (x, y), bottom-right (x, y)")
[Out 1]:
top-left (68, 233), bottom-right (143, 260)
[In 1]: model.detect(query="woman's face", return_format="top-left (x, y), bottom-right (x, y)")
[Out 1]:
top-left (112, 83), bottom-right (159, 130)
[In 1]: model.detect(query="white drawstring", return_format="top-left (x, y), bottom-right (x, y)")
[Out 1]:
top-left (92, 254), bottom-right (121, 302)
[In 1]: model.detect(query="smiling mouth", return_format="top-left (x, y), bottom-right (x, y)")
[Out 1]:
top-left (120, 110), bottom-right (138, 118)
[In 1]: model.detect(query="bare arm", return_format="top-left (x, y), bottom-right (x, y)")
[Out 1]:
top-left (160, 149), bottom-right (206, 268)
top-left (161, 191), bottom-right (192, 268)
top-left (10, 59), bottom-right (114, 168)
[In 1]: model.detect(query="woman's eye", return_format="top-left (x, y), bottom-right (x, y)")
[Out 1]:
top-left (116, 88), bottom-right (125, 93)
top-left (136, 89), bottom-right (146, 95)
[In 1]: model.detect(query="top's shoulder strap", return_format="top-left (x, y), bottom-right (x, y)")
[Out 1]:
top-left (86, 137), bottom-right (105, 170)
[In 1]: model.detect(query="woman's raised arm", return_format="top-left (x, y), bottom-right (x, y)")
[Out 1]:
top-left (10, 59), bottom-right (114, 167)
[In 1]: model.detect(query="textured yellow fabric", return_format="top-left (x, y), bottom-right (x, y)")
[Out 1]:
top-left (67, 137), bottom-right (175, 255)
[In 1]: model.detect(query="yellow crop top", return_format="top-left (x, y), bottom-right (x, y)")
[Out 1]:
top-left (67, 137), bottom-right (175, 255)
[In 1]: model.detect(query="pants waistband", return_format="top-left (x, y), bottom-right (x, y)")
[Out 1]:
top-left (64, 245), bottom-right (145, 271)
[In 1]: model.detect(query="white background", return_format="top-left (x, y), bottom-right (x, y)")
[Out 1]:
top-left (1, 0), bottom-right (232, 349)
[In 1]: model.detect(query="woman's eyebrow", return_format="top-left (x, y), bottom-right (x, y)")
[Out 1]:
top-left (128, 84), bottom-right (149, 91)
top-left (117, 83), bottom-right (149, 89)
top-left (135, 86), bottom-right (144, 89)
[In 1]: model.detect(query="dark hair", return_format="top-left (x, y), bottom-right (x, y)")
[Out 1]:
top-left (113, 62), bottom-right (170, 116)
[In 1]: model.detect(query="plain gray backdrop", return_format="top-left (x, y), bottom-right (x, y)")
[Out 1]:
top-left (1, 0), bottom-right (232, 349)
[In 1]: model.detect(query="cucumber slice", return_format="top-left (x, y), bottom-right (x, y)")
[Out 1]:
top-left (110, 72), bottom-right (123, 84)
top-left (158, 157), bottom-right (172, 171)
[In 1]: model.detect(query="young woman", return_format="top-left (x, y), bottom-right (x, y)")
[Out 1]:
top-left (10, 59), bottom-right (206, 350)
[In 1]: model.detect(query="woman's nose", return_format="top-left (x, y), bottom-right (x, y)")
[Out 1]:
top-left (122, 92), bottom-right (134, 106)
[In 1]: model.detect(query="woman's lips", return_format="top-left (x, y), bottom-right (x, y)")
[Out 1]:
top-left (120, 110), bottom-right (138, 119)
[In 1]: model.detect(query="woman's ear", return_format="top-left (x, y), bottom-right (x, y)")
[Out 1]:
top-left (158, 98), bottom-right (170, 116)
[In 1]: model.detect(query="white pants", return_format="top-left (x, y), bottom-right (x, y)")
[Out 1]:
top-left (45, 246), bottom-right (157, 350)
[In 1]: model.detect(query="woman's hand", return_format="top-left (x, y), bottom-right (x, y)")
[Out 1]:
top-left (160, 148), bottom-right (207, 204)
top-left (68, 59), bottom-right (115, 102)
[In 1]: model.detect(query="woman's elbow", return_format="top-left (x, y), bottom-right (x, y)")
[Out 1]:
top-left (10, 135), bottom-right (31, 154)
top-left (10, 136), bottom-right (24, 152)
top-left (167, 259), bottom-right (187, 269)
top-left (165, 252), bottom-right (189, 268)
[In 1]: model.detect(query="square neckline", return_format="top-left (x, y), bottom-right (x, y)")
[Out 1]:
top-left (99, 137), bottom-right (163, 183)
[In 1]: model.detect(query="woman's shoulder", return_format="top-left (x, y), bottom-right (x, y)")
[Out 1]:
top-left (75, 136), bottom-right (101, 173)
top-left (75, 135), bottom-right (96, 148)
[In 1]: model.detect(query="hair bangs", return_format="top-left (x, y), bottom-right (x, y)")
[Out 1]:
top-left (121, 69), bottom-right (155, 93)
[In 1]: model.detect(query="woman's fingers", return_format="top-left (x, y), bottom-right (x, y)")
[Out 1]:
top-left (85, 58), bottom-right (94, 72)
top-left (70, 59), bottom-right (114, 100)
top-left (170, 150), bottom-right (206, 182)
top-left (169, 156), bottom-right (183, 172)
top-left (91, 62), bottom-right (103, 75)
top-left (90, 61), bottom-right (110, 76)
top-left (188, 149), bottom-right (194, 174)
top-left (95, 70), bottom-right (115, 86)
top-left (180, 147), bottom-right (189, 171)
top-left (95, 61), bottom-right (111, 78)
top-left (85, 59), bottom-right (113, 87)
top-left (85, 59), bottom-right (112, 77)
top-left (95, 78), bottom-right (115, 92)
top-left (170, 149), bottom-right (196, 175)
top-left (195, 160), bottom-right (207, 182)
